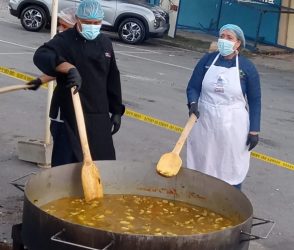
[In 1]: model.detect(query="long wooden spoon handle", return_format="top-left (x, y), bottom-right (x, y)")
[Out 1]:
top-left (71, 88), bottom-right (92, 162)
top-left (0, 84), bottom-right (30, 94)
top-left (172, 114), bottom-right (197, 155)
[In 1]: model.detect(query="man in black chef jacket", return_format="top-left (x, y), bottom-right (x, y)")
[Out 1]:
top-left (33, 0), bottom-right (125, 167)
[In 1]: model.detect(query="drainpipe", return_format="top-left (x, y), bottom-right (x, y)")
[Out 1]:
top-left (254, 10), bottom-right (265, 50)
top-left (216, 0), bottom-right (223, 30)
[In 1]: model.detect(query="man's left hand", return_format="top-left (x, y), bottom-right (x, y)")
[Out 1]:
top-left (110, 114), bottom-right (121, 135)
top-left (246, 133), bottom-right (259, 151)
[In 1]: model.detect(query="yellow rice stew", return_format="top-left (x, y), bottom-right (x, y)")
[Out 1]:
top-left (41, 194), bottom-right (239, 236)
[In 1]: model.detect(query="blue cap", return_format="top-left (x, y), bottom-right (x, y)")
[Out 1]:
top-left (219, 24), bottom-right (246, 48)
top-left (76, 0), bottom-right (104, 20)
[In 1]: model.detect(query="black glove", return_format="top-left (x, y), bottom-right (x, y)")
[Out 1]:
top-left (66, 68), bottom-right (82, 94)
top-left (246, 134), bottom-right (259, 151)
top-left (110, 114), bottom-right (121, 135)
top-left (188, 102), bottom-right (200, 119)
top-left (26, 78), bottom-right (42, 91)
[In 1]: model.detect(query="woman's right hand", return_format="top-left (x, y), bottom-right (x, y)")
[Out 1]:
top-left (189, 102), bottom-right (200, 119)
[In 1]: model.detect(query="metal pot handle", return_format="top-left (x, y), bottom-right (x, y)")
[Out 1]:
top-left (241, 216), bottom-right (275, 241)
top-left (10, 172), bottom-right (36, 192)
top-left (51, 229), bottom-right (114, 250)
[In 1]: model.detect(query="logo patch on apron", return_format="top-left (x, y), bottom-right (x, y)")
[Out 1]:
top-left (214, 76), bottom-right (225, 93)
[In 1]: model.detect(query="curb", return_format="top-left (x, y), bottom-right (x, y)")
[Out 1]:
top-left (150, 35), bottom-right (294, 72)
top-left (151, 35), bottom-right (293, 58)
top-left (151, 37), bottom-right (211, 53)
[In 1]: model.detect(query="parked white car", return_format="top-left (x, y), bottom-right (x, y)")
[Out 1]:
top-left (8, 0), bottom-right (170, 44)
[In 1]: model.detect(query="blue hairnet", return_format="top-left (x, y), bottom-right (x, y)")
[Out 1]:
top-left (219, 24), bottom-right (246, 48)
top-left (76, 0), bottom-right (104, 20)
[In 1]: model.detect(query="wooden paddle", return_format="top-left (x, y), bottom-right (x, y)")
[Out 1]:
top-left (0, 84), bottom-right (30, 94)
top-left (71, 88), bottom-right (103, 201)
top-left (156, 114), bottom-right (197, 177)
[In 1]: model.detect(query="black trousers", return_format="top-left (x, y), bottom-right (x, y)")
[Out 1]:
top-left (50, 120), bottom-right (79, 167)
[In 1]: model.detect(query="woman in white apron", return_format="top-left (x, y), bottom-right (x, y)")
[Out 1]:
top-left (186, 24), bottom-right (261, 189)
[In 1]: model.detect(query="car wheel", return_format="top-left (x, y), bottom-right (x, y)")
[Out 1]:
top-left (20, 5), bottom-right (47, 32)
top-left (118, 18), bottom-right (146, 44)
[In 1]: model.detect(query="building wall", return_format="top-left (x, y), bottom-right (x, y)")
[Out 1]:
top-left (176, 0), bottom-right (281, 45)
top-left (177, 0), bottom-right (220, 30)
top-left (219, 1), bottom-right (281, 45)
top-left (278, 0), bottom-right (290, 45)
top-left (150, 0), bottom-right (294, 49)
top-left (277, 0), bottom-right (294, 48)
top-left (149, 0), bottom-right (160, 5)
top-left (288, 1), bottom-right (294, 48)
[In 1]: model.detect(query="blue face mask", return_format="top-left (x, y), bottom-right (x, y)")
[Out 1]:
top-left (79, 23), bottom-right (102, 40)
top-left (217, 38), bottom-right (235, 56)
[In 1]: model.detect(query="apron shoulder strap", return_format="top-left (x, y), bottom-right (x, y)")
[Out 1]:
top-left (211, 53), bottom-right (220, 66)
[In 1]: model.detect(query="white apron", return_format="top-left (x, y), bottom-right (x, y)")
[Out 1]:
top-left (187, 54), bottom-right (250, 185)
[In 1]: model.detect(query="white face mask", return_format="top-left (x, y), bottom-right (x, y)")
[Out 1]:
top-left (217, 38), bottom-right (235, 56)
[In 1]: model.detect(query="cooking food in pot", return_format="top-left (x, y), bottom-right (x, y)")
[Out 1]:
top-left (41, 194), bottom-right (239, 235)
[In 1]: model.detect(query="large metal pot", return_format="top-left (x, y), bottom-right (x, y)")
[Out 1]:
top-left (21, 161), bottom-right (256, 250)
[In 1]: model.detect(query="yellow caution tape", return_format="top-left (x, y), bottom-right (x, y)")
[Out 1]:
top-left (0, 66), bottom-right (49, 88)
top-left (125, 109), bottom-right (183, 133)
top-left (0, 66), bottom-right (34, 82)
top-left (1, 66), bottom-right (293, 171)
top-left (251, 152), bottom-right (294, 171)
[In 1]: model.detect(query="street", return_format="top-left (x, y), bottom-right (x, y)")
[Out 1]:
top-left (0, 4), bottom-right (294, 250)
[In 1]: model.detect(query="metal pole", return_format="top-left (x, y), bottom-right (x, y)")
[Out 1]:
top-left (45, 0), bottom-right (58, 145)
